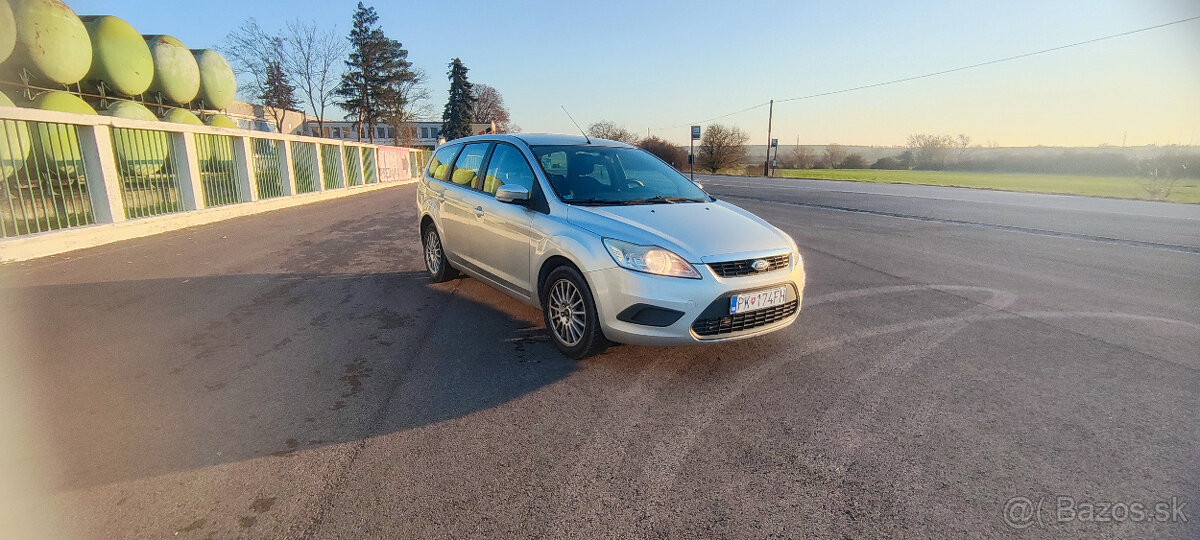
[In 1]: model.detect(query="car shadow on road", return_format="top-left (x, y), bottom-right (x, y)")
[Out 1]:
top-left (1, 269), bottom-right (577, 492)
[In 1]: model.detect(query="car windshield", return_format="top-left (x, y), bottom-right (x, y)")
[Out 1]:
top-left (530, 145), bottom-right (711, 205)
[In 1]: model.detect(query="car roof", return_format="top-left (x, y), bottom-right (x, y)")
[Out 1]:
top-left (438, 133), bottom-right (636, 149)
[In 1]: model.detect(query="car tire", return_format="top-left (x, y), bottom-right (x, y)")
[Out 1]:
top-left (541, 265), bottom-right (608, 359)
top-left (421, 223), bottom-right (457, 283)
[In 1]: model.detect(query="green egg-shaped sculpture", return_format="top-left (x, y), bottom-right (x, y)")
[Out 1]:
top-left (0, 90), bottom-right (32, 180)
top-left (80, 15), bottom-right (153, 97)
top-left (144, 34), bottom-right (199, 105)
top-left (160, 107), bottom-right (202, 126)
top-left (0, 0), bottom-right (16, 65)
top-left (191, 49), bottom-right (236, 110)
top-left (162, 107), bottom-right (223, 166)
top-left (33, 90), bottom-right (98, 115)
top-left (30, 90), bottom-right (96, 178)
top-left (104, 101), bottom-right (168, 177)
top-left (6, 0), bottom-right (93, 85)
top-left (204, 114), bottom-right (237, 129)
top-left (105, 100), bottom-right (158, 122)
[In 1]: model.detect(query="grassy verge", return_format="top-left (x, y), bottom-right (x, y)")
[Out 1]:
top-left (761, 169), bottom-right (1200, 204)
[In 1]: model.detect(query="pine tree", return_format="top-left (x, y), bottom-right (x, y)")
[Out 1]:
top-left (262, 60), bottom-right (298, 133)
top-left (441, 58), bottom-right (475, 141)
top-left (335, 2), bottom-right (416, 142)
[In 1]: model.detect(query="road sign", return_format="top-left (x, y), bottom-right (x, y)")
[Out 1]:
top-left (691, 126), bottom-right (701, 140)
top-left (771, 138), bottom-right (778, 148)
top-left (688, 154), bottom-right (694, 164)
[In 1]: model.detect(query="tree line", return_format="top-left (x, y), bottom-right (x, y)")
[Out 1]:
top-left (222, 2), bottom-right (513, 145)
top-left (609, 121), bottom-right (1198, 184)
top-left (583, 120), bottom-right (754, 174)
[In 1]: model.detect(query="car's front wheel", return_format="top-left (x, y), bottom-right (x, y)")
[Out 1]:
top-left (541, 266), bottom-right (608, 359)
top-left (422, 223), bottom-right (457, 282)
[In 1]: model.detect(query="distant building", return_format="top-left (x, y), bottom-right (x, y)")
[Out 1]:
top-left (216, 102), bottom-right (494, 148)
top-left (303, 120), bottom-right (494, 149)
top-left (221, 101), bottom-right (308, 134)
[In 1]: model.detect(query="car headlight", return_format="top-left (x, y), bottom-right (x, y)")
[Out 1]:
top-left (780, 231), bottom-right (802, 268)
top-left (603, 238), bottom-right (701, 279)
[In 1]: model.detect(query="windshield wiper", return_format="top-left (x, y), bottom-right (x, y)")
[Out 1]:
top-left (623, 196), bottom-right (708, 205)
top-left (569, 198), bottom-right (629, 206)
top-left (570, 196), bottom-right (709, 206)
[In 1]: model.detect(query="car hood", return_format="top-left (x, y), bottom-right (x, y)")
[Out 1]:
top-left (565, 200), bottom-right (792, 262)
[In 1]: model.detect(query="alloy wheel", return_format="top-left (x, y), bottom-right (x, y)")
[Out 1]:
top-left (548, 278), bottom-right (585, 346)
top-left (424, 229), bottom-right (443, 274)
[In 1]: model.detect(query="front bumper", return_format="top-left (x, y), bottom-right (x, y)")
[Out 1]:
top-left (585, 255), bottom-right (806, 346)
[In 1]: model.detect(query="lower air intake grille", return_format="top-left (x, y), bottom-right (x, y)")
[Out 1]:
top-left (691, 300), bottom-right (798, 337)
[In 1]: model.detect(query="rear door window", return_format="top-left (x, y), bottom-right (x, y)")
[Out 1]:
top-left (427, 144), bottom-right (461, 182)
top-left (449, 143), bottom-right (490, 189)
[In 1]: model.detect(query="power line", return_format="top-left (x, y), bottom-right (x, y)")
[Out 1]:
top-left (651, 14), bottom-right (1200, 133)
top-left (777, 15), bottom-right (1199, 105)
top-left (667, 101), bottom-right (771, 130)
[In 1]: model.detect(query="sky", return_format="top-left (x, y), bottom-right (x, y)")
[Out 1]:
top-left (65, 0), bottom-right (1200, 148)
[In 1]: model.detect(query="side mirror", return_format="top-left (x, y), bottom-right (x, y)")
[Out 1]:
top-left (495, 184), bottom-right (531, 203)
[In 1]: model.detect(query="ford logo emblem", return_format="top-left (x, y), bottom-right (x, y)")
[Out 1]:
top-left (751, 259), bottom-right (769, 272)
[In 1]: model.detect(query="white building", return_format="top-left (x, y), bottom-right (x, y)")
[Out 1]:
top-left (222, 101), bottom-right (308, 134)
top-left (304, 120), bottom-right (494, 149)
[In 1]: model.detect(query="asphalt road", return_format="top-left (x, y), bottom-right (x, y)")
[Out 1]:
top-left (1, 176), bottom-right (1196, 539)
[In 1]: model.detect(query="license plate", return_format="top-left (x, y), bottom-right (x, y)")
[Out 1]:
top-left (729, 286), bottom-right (788, 315)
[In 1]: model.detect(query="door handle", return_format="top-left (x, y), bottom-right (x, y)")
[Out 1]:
top-left (436, 193), bottom-right (446, 202)
top-left (473, 205), bottom-right (485, 217)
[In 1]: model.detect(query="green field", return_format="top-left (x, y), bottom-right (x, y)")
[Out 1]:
top-left (766, 169), bottom-right (1200, 204)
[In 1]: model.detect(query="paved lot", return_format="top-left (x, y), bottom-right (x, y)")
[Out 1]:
top-left (1, 176), bottom-right (1196, 539)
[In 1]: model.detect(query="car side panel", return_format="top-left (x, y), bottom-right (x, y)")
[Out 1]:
top-left (529, 212), bottom-right (616, 305)
top-left (475, 196), bottom-right (537, 296)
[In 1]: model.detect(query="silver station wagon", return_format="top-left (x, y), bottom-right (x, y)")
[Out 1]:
top-left (417, 134), bottom-right (806, 358)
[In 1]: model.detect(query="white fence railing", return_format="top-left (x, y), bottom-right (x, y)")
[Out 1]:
top-left (0, 106), bottom-right (427, 240)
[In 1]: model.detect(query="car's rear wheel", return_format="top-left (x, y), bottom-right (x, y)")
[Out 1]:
top-left (542, 266), bottom-right (608, 359)
top-left (422, 223), bottom-right (456, 282)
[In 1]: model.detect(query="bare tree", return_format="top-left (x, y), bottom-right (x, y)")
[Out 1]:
top-left (823, 143), bottom-right (847, 169)
top-left (222, 19), bottom-right (285, 106)
top-left (586, 120), bottom-right (640, 145)
top-left (471, 83), bottom-right (512, 132)
top-left (1139, 153), bottom-right (1188, 200)
top-left (638, 136), bottom-right (687, 169)
top-left (788, 146), bottom-right (817, 169)
top-left (906, 133), bottom-right (954, 170)
top-left (697, 124), bottom-right (749, 174)
top-left (282, 20), bottom-right (346, 137)
top-left (954, 133), bottom-right (972, 162)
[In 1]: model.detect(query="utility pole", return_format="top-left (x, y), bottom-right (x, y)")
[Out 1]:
top-left (763, 99), bottom-right (773, 177)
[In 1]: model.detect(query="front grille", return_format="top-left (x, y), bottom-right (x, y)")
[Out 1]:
top-left (707, 253), bottom-right (790, 277)
top-left (691, 300), bottom-right (798, 337)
